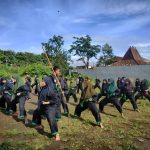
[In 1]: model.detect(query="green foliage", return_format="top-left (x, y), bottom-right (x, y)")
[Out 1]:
top-left (42, 35), bottom-right (64, 56)
top-left (0, 141), bottom-right (34, 150)
top-left (97, 43), bottom-right (115, 66)
top-left (69, 35), bottom-right (101, 69)
top-left (0, 49), bottom-right (44, 66)
top-left (42, 35), bottom-right (70, 75)
top-left (0, 63), bottom-right (51, 78)
top-left (19, 63), bottom-right (51, 76)
top-left (0, 65), bottom-right (15, 78)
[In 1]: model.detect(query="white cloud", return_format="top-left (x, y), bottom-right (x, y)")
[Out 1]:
top-left (101, 1), bottom-right (150, 15)
top-left (73, 18), bottom-right (86, 23)
top-left (133, 42), bottom-right (150, 48)
top-left (72, 18), bottom-right (94, 24)
top-left (70, 0), bottom-right (150, 18)
top-left (107, 14), bottom-right (150, 35)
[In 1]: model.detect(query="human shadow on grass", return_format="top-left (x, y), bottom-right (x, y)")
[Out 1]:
top-left (69, 113), bottom-right (97, 127)
top-left (101, 111), bottom-right (117, 117)
top-left (11, 114), bottom-right (31, 127)
top-left (18, 117), bottom-right (53, 139)
top-left (1, 109), bottom-right (53, 139)
top-left (0, 110), bottom-right (29, 128)
top-left (122, 107), bottom-right (134, 111)
top-left (35, 127), bottom-right (52, 139)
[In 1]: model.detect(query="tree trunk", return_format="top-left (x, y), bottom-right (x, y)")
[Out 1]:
top-left (86, 58), bottom-right (89, 69)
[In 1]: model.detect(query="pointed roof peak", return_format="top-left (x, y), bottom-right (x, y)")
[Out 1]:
top-left (112, 46), bottom-right (149, 66)
top-left (123, 46), bottom-right (145, 64)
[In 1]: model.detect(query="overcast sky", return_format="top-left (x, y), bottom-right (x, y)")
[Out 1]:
top-left (0, 0), bottom-right (150, 66)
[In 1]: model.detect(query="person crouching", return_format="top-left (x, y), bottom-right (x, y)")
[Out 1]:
top-left (74, 77), bottom-right (104, 128)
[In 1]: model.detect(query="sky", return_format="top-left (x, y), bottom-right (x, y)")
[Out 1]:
top-left (0, 0), bottom-right (150, 66)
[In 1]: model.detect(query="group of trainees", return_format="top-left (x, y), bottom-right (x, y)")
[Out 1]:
top-left (0, 68), bottom-right (150, 141)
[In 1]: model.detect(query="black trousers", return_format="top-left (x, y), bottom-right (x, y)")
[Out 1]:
top-left (33, 106), bottom-right (58, 135)
top-left (55, 95), bottom-right (61, 120)
top-left (32, 108), bottom-right (43, 125)
top-left (66, 90), bottom-right (78, 103)
top-left (97, 92), bottom-right (106, 102)
top-left (11, 96), bottom-right (19, 112)
top-left (134, 87), bottom-right (140, 94)
top-left (0, 96), bottom-right (6, 109)
top-left (120, 93), bottom-right (138, 110)
top-left (45, 106), bottom-right (58, 135)
top-left (74, 101), bottom-right (101, 123)
top-left (77, 84), bottom-right (83, 94)
top-left (19, 96), bottom-right (27, 116)
top-left (3, 94), bottom-right (12, 111)
top-left (35, 86), bottom-right (40, 95)
top-left (61, 96), bottom-right (69, 114)
top-left (135, 92), bottom-right (150, 102)
top-left (55, 105), bottom-right (61, 120)
top-left (99, 96), bottom-right (122, 113)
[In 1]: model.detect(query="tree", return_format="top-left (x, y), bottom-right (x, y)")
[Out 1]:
top-left (0, 49), bottom-right (44, 66)
top-left (4, 50), bottom-right (16, 65)
top-left (42, 35), bottom-right (70, 75)
top-left (97, 43), bottom-right (115, 66)
top-left (69, 35), bottom-right (100, 69)
top-left (0, 50), bottom-right (5, 64)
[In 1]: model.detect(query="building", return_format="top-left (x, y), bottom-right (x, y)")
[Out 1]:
top-left (112, 46), bottom-right (149, 66)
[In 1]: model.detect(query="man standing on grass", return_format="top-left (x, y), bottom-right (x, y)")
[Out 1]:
top-left (49, 66), bottom-right (69, 120)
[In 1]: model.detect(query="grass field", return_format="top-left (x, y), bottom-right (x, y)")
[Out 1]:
top-left (0, 92), bottom-right (150, 150)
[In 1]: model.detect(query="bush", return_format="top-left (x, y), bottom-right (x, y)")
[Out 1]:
top-left (19, 63), bottom-right (52, 76)
top-left (0, 63), bottom-right (52, 78)
top-left (0, 65), bottom-right (13, 78)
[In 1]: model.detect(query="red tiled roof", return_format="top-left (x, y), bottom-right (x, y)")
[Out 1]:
top-left (112, 46), bottom-right (148, 66)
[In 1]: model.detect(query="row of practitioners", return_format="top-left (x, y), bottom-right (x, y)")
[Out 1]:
top-left (0, 70), bottom-right (150, 141)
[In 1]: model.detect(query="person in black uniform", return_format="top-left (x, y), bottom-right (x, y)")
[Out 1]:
top-left (134, 78), bottom-right (141, 94)
top-left (74, 77), bottom-right (104, 128)
top-left (99, 79), bottom-right (125, 118)
top-left (48, 66), bottom-right (69, 120)
top-left (11, 77), bottom-right (31, 124)
top-left (135, 79), bottom-right (150, 102)
top-left (66, 78), bottom-right (78, 103)
top-left (94, 77), bottom-right (101, 91)
top-left (77, 76), bottom-right (84, 94)
top-left (0, 78), bottom-right (6, 111)
top-left (32, 76), bottom-right (60, 141)
top-left (31, 74), bottom-right (40, 96)
top-left (96, 79), bottom-right (108, 102)
top-left (59, 76), bottom-right (69, 116)
top-left (117, 77), bottom-right (121, 89)
top-left (1, 77), bottom-right (16, 114)
top-left (120, 78), bottom-right (139, 112)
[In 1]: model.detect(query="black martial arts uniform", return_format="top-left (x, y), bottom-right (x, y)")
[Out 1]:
top-left (120, 79), bottom-right (138, 111)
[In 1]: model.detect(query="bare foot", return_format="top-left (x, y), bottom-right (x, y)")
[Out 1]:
top-left (135, 109), bottom-right (140, 113)
top-left (55, 133), bottom-right (60, 141)
top-left (100, 123), bottom-right (104, 129)
top-left (121, 113), bottom-right (125, 118)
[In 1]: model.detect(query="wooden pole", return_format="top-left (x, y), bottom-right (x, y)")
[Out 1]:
top-left (42, 46), bottom-right (67, 103)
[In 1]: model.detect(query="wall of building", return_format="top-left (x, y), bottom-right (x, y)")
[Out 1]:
top-left (77, 65), bottom-right (150, 80)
